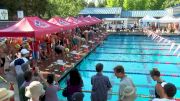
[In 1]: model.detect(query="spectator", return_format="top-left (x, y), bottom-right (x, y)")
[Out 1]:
top-left (25, 81), bottom-right (45, 101)
top-left (150, 68), bottom-right (166, 98)
top-left (45, 74), bottom-right (60, 101)
top-left (152, 83), bottom-right (177, 101)
top-left (10, 48), bottom-right (30, 67)
top-left (91, 63), bottom-right (112, 101)
top-left (0, 88), bottom-right (14, 101)
top-left (20, 71), bottom-right (33, 101)
top-left (0, 43), bottom-right (6, 75)
top-left (66, 69), bottom-right (83, 101)
top-left (114, 65), bottom-right (136, 101)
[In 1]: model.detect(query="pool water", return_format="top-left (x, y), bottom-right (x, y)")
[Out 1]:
top-left (58, 34), bottom-right (180, 101)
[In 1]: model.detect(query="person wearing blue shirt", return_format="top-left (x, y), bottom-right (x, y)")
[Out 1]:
top-left (91, 63), bottom-right (112, 101)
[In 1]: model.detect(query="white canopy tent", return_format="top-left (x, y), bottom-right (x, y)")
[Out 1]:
top-left (158, 15), bottom-right (179, 23)
top-left (140, 15), bottom-right (157, 22)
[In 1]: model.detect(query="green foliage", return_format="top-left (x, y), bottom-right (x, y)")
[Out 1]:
top-left (0, 0), bottom-right (85, 19)
top-left (46, 0), bottom-right (86, 18)
top-left (1, 0), bottom-right (180, 20)
top-left (87, 2), bottom-right (96, 7)
top-left (106, 0), bottom-right (120, 7)
top-left (162, 0), bottom-right (180, 9)
top-left (0, 0), bottom-right (20, 20)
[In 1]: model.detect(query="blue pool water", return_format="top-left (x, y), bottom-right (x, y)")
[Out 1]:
top-left (58, 34), bottom-right (180, 101)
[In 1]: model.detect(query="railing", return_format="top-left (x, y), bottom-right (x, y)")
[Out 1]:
top-left (0, 21), bottom-right (17, 29)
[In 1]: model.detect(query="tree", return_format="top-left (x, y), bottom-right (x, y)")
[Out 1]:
top-left (46, 0), bottom-right (86, 18)
top-left (123, 0), bottom-right (135, 10)
top-left (87, 2), bottom-right (96, 7)
top-left (161, 0), bottom-right (180, 9)
top-left (134, 0), bottom-right (147, 10)
top-left (106, 0), bottom-right (123, 7)
top-left (97, 0), bottom-right (107, 7)
top-left (98, 3), bottom-right (106, 7)
top-left (0, 0), bottom-right (20, 20)
top-left (119, 0), bottom-right (124, 7)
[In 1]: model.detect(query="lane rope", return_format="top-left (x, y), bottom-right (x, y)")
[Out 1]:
top-left (88, 59), bottom-right (180, 65)
top-left (93, 52), bottom-right (176, 56)
top-left (59, 88), bottom-right (154, 98)
top-left (98, 47), bottom-right (175, 50)
top-left (79, 69), bottom-right (180, 77)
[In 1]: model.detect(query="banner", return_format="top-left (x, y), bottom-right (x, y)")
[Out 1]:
top-left (17, 11), bottom-right (24, 19)
top-left (0, 9), bottom-right (8, 20)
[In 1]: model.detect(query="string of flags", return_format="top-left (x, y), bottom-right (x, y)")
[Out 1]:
top-left (144, 29), bottom-right (180, 58)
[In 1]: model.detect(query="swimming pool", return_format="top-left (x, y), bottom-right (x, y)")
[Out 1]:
top-left (58, 34), bottom-right (180, 101)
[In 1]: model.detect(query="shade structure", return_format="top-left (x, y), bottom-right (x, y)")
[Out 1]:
top-left (48, 17), bottom-right (76, 31)
top-left (84, 16), bottom-right (97, 25)
top-left (77, 16), bottom-right (93, 26)
top-left (140, 15), bottom-right (157, 22)
top-left (65, 17), bottom-right (86, 27)
top-left (92, 16), bottom-right (102, 23)
top-left (83, 17), bottom-right (95, 25)
top-left (158, 15), bottom-right (178, 23)
top-left (0, 16), bottom-right (60, 38)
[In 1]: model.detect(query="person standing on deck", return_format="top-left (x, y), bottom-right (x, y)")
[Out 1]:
top-left (150, 68), bottom-right (167, 98)
top-left (152, 83), bottom-right (177, 101)
top-left (91, 63), bottom-right (112, 101)
top-left (114, 65), bottom-right (136, 101)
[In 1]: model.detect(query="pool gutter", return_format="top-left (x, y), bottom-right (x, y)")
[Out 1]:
top-left (58, 35), bottom-right (108, 82)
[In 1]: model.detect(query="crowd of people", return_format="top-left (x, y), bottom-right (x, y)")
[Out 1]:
top-left (0, 24), bottom-right (107, 101)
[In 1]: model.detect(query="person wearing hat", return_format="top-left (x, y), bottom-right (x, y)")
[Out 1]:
top-left (0, 88), bottom-right (14, 101)
top-left (9, 48), bottom-right (30, 87)
top-left (114, 65), bottom-right (136, 101)
top-left (25, 81), bottom-right (45, 101)
top-left (10, 48), bottom-right (30, 68)
top-left (152, 83), bottom-right (177, 101)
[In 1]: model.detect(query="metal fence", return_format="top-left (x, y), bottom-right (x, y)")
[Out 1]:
top-left (0, 21), bottom-right (17, 29)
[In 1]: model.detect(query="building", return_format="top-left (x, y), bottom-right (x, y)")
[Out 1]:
top-left (166, 4), bottom-right (180, 17)
top-left (79, 7), bottom-right (170, 28)
top-left (79, 7), bottom-right (122, 19)
top-left (79, 6), bottom-right (180, 29)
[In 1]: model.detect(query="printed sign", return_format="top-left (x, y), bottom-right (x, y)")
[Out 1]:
top-left (34, 20), bottom-right (50, 28)
top-left (59, 20), bottom-right (70, 26)
top-left (0, 9), bottom-right (8, 20)
top-left (17, 11), bottom-right (24, 19)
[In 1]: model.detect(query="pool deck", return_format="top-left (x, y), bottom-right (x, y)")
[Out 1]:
top-left (1, 31), bottom-right (179, 101)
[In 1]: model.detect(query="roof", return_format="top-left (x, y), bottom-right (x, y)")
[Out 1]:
top-left (172, 4), bottom-right (180, 8)
top-left (121, 10), bottom-right (168, 18)
top-left (103, 18), bottom-right (128, 21)
top-left (48, 17), bottom-right (76, 30)
top-left (0, 17), bottom-right (60, 38)
top-left (79, 7), bottom-right (122, 15)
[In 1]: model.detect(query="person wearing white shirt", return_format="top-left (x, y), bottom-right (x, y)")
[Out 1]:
top-left (114, 65), bottom-right (136, 101)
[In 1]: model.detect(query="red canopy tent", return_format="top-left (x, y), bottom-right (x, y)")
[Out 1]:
top-left (0, 16), bottom-right (60, 38)
top-left (84, 16), bottom-right (98, 25)
top-left (66, 17), bottom-right (86, 27)
top-left (92, 16), bottom-right (102, 23)
top-left (77, 16), bottom-right (94, 26)
top-left (48, 17), bottom-right (76, 31)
